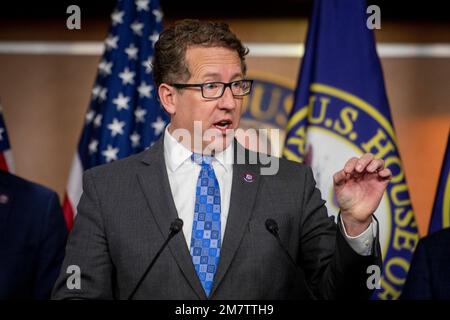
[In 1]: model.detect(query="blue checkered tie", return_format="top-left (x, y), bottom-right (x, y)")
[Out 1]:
top-left (190, 153), bottom-right (221, 297)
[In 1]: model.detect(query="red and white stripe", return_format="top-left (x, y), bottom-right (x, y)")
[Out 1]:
top-left (0, 149), bottom-right (14, 173)
top-left (62, 154), bottom-right (83, 230)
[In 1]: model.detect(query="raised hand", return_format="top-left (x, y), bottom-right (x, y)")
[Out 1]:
top-left (333, 153), bottom-right (392, 236)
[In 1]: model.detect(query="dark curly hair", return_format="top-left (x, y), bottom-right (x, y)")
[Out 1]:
top-left (152, 19), bottom-right (249, 88)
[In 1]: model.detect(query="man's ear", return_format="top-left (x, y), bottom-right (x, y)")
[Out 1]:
top-left (158, 83), bottom-right (177, 115)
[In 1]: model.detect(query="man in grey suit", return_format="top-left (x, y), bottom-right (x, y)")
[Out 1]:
top-left (52, 19), bottom-right (391, 300)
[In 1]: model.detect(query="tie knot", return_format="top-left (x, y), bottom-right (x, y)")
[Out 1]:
top-left (191, 153), bottom-right (213, 166)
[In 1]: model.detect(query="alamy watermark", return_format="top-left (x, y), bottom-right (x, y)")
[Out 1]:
top-left (366, 264), bottom-right (381, 289)
top-left (169, 121), bottom-right (280, 176)
top-left (66, 5), bottom-right (81, 30)
top-left (66, 265), bottom-right (81, 290)
top-left (366, 5), bottom-right (381, 30)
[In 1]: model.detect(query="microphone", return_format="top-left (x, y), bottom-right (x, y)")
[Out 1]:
top-left (265, 218), bottom-right (317, 300)
top-left (265, 219), bottom-right (297, 267)
top-left (127, 218), bottom-right (183, 300)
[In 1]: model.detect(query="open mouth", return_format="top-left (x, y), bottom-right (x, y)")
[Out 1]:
top-left (213, 119), bottom-right (232, 131)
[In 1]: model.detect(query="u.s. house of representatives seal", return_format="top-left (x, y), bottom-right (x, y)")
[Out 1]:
top-left (284, 83), bottom-right (419, 300)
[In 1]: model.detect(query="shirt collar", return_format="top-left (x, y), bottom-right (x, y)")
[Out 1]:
top-left (164, 124), bottom-right (233, 173)
top-left (164, 125), bottom-right (192, 173)
top-left (213, 139), bottom-right (233, 172)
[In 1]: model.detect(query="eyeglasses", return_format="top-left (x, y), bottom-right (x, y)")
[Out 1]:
top-left (170, 80), bottom-right (253, 99)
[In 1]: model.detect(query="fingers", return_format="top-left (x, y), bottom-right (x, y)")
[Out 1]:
top-left (343, 157), bottom-right (359, 174)
top-left (378, 168), bottom-right (392, 180)
top-left (367, 158), bottom-right (384, 173)
top-left (342, 153), bottom-right (392, 177)
top-left (344, 153), bottom-right (385, 174)
top-left (354, 153), bottom-right (375, 173)
top-left (333, 170), bottom-right (347, 186)
top-left (343, 154), bottom-right (375, 174)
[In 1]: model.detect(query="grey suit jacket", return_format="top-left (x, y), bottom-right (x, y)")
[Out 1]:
top-left (52, 137), bottom-right (381, 300)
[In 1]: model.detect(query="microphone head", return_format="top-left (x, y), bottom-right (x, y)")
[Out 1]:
top-left (265, 218), bottom-right (279, 235)
top-left (170, 218), bottom-right (184, 233)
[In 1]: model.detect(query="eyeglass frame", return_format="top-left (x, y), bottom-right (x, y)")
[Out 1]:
top-left (169, 79), bottom-right (254, 99)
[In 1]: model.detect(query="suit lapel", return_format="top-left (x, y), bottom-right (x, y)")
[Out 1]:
top-left (136, 138), bottom-right (207, 299)
top-left (210, 142), bottom-right (261, 296)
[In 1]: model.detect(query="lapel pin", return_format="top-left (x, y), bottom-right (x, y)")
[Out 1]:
top-left (0, 193), bottom-right (9, 204)
top-left (243, 173), bottom-right (255, 183)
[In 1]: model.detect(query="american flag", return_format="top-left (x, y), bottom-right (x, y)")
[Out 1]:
top-left (63, 0), bottom-right (168, 230)
top-left (0, 102), bottom-right (14, 172)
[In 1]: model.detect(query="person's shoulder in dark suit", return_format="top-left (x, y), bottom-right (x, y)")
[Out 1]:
top-left (401, 228), bottom-right (450, 300)
top-left (0, 170), bottom-right (68, 299)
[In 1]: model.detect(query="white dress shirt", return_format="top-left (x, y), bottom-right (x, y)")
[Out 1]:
top-left (164, 126), bottom-right (233, 249)
top-left (163, 126), bottom-right (376, 256)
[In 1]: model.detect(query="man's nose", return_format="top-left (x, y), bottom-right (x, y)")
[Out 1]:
top-left (218, 86), bottom-right (236, 110)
